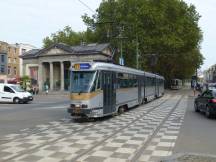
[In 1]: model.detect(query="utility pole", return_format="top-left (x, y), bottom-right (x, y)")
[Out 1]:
top-left (136, 33), bottom-right (139, 69)
top-left (117, 25), bottom-right (126, 65)
top-left (120, 39), bottom-right (123, 62)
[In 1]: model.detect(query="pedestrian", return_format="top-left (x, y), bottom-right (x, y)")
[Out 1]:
top-left (193, 82), bottom-right (197, 96)
top-left (45, 84), bottom-right (49, 95)
top-left (33, 86), bottom-right (36, 95)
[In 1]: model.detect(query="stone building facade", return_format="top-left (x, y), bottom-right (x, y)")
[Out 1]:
top-left (21, 43), bottom-right (112, 91)
top-left (18, 44), bottom-right (36, 77)
top-left (203, 64), bottom-right (216, 83)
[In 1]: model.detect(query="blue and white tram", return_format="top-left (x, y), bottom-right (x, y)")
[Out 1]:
top-left (67, 62), bottom-right (165, 118)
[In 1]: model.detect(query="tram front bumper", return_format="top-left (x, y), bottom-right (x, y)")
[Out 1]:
top-left (67, 107), bottom-right (103, 118)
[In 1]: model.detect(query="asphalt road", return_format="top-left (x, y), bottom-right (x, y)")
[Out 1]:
top-left (0, 95), bottom-right (71, 137)
top-left (174, 94), bottom-right (216, 156)
top-left (1, 90), bottom-right (216, 162)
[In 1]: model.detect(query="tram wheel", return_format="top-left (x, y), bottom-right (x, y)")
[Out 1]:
top-left (118, 106), bottom-right (125, 114)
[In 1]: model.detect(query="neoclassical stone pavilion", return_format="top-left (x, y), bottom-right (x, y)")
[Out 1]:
top-left (21, 43), bottom-right (112, 91)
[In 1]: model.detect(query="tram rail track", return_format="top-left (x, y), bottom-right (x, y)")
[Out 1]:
top-left (1, 95), bottom-right (172, 162)
top-left (129, 95), bottom-right (184, 162)
top-left (1, 94), bottom-right (170, 144)
top-left (70, 95), bottom-right (179, 161)
top-left (72, 95), bottom-right (183, 162)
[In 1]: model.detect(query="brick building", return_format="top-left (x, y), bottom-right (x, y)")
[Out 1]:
top-left (7, 44), bottom-right (20, 78)
top-left (0, 41), bottom-right (8, 82)
top-left (0, 41), bottom-right (36, 81)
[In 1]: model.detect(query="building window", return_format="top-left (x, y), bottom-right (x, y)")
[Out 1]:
top-left (14, 67), bottom-right (17, 75)
top-left (14, 58), bottom-right (16, 63)
top-left (1, 65), bottom-right (5, 73)
top-left (8, 66), bottom-right (11, 74)
top-left (8, 57), bottom-right (11, 63)
top-left (1, 55), bottom-right (4, 63)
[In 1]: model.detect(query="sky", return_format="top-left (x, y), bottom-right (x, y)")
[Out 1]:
top-left (0, 0), bottom-right (215, 70)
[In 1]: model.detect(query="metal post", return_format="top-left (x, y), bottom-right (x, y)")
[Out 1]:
top-left (136, 34), bottom-right (139, 69)
top-left (120, 40), bottom-right (123, 61)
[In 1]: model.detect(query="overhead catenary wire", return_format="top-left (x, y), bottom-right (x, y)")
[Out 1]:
top-left (77, 0), bottom-right (96, 14)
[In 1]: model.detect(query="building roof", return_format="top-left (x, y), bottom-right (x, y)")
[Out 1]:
top-left (20, 43), bottom-right (111, 59)
top-left (71, 43), bottom-right (110, 54)
top-left (20, 49), bottom-right (40, 58)
top-left (0, 52), bottom-right (7, 55)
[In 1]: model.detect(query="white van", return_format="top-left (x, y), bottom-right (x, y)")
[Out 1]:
top-left (0, 84), bottom-right (33, 104)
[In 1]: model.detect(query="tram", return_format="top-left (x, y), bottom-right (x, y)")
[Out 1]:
top-left (170, 79), bottom-right (182, 90)
top-left (67, 62), bottom-right (165, 118)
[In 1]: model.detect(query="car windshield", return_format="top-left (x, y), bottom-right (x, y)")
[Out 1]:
top-left (208, 84), bottom-right (216, 90)
top-left (71, 71), bottom-right (96, 93)
top-left (11, 85), bottom-right (25, 92)
top-left (212, 90), bottom-right (216, 98)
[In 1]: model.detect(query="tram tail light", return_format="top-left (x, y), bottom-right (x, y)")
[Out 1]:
top-left (210, 99), bottom-right (216, 103)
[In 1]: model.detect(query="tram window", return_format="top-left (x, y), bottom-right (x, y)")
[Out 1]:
top-left (146, 77), bottom-right (152, 87)
top-left (133, 75), bottom-right (138, 87)
top-left (118, 73), bottom-right (123, 77)
top-left (96, 72), bottom-right (101, 90)
top-left (151, 78), bottom-right (155, 86)
top-left (71, 71), bottom-right (96, 93)
top-left (118, 73), bottom-right (138, 88)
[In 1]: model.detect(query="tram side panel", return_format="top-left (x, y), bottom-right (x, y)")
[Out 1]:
top-left (116, 73), bottom-right (139, 109)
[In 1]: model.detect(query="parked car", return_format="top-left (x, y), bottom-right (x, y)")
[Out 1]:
top-left (194, 89), bottom-right (216, 118)
top-left (208, 83), bottom-right (216, 90)
top-left (0, 83), bottom-right (33, 104)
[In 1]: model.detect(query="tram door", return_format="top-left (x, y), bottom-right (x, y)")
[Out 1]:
top-left (155, 78), bottom-right (159, 97)
top-left (138, 76), bottom-right (142, 104)
top-left (102, 71), bottom-right (116, 114)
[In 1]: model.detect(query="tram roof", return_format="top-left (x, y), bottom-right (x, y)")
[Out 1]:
top-left (71, 62), bottom-right (164, 78)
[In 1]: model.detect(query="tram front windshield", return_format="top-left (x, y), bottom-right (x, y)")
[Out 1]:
top-left (71, 71), bottom-right (96, 93)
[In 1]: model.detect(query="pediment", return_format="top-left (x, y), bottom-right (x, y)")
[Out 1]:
top-left (40, 48), bottom-right (71, 56)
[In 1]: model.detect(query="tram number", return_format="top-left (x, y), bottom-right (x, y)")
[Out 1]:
top-left (74, 64), bottom-right (80, 70)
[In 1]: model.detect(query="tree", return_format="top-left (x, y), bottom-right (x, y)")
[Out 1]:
top-left (82, 0), bottom-right (204, 81)
top-left (20, 75), bottom-right (30, 90)
top-left (43, 26), bottom-right (96, 48)
top-left (42, 0), bottom-right (204, 82)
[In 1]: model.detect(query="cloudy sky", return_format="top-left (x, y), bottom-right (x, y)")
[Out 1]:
top-left (0, 0), bottom-right (215, 70)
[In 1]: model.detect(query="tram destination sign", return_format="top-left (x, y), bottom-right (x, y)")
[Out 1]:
top-left (74, 63), bottom-right (91, 70)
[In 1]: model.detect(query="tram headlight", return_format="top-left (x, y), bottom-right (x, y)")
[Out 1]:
top-left (70, 104), bottom-right (88, 109)
top-left (70, 104), bottom-right (75, 108)
top-left (81, 104), bottom-right (88, 108)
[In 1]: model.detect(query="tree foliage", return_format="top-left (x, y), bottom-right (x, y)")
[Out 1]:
top-left (43, 26), bottom-right (96, 48)
top-left (43, 0), bottom-right (204, 82)
top-left (82, 0), bottom-right (204, 81)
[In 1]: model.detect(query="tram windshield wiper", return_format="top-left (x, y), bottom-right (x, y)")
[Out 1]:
top-left (78, 90), bottom-right (83, 95)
